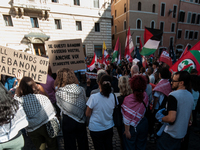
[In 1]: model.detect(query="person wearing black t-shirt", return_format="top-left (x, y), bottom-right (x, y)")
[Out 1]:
top-left (157, 71), bottom-right (194, 150)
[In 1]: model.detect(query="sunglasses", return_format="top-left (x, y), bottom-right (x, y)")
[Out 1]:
top-left (171, 80), bottom-right (179, 83)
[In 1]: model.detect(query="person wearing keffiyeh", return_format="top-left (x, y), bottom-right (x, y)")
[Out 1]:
top-left (55, 68), bottom-right (89, 150)
top-left (121, 75), bottom-right (148, 150)
top-left (14, 75), bottom-right (58, 150)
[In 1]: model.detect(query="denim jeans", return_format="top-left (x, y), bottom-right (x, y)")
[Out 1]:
top-left (157, 132), bottom-right (182, 150)
top-left (123, 117), bottom-right (148, 150)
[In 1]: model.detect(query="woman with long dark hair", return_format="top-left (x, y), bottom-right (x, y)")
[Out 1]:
top-left (14, 76), bottom-right (58, 150)
top-left (86, 74), bottom-right (117, 150)
top-left (122, 75), bottom-right (148, 150)
top-left (0, 82), bottom-right (28, 150)
top-left (55, 68), bottom-right (89, 150)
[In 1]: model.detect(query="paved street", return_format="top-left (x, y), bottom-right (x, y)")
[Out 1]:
top-left (23, 122), bottom-right (200, 150)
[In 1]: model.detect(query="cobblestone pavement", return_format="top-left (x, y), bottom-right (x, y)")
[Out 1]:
top-left (23, 124), bottom-right (200, 150)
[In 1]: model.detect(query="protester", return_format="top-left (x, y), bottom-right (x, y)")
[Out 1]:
top-left (117, 76), bottom-right (132, 149)
top-left (147, 67), bottom-right (155, 84)
top-left (122, 75), bottom-right (148, 150)
top-left (130, 65), bottom-right (139, 77)
top-left (0, 82), bottom-right (28, 150)
top-left (14, 76), bottom-right (58, 150)
top-left (86, 74), bottom-right (116, 150)
top-left (55, 68), bottom-right (89, 150)
top-left (150, 67), bottom-right (172, 141)
top-left (157, 71), bottom-right (194, 150)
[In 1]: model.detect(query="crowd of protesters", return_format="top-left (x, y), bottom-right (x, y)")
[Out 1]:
top-left (0, 55), bottom-right (199, 150)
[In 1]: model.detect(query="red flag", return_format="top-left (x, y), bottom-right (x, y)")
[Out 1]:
top-left (125, 27), bottom-right (134, 61)
top-left (159, 51), bottom-right (172, 67)
top-left (170, 50), bottom-right (200, 75)
top-left (180, 44), bottom-right (189, 59)
top-left (87, 53), bottom-right (97, 71)
top-left (190, 40), bottom-right (200, 50)
top-left (142, 56), bottom-right (147, 68)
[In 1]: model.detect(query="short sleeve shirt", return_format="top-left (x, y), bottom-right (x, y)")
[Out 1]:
top-left (86, 92), bottom-right (116, 131)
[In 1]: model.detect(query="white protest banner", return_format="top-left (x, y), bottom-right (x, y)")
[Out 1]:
top-left (0, 45), bottom-right (49, 84)
top-left (85, 72), bottom-right (97, 79)
top-left (45, 39), bottom-right (85, 73)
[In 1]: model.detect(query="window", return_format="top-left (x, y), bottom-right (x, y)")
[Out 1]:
top-left (76, 21), bottom-right (82, 31)
top-left (94, 0), bottom-right (99, 8)
top-left (177, 30), bottom-right (182, 39)
top-left (124, 21), bottom-right (126, 30)
top-left (194, 31), bottom-right (198, 40)
top-left (179, 11), bottom-right (185, 22)
top-left (191, 13), bottom-right (196, 24)
top-left (30, 17), bottom-right (39, 28)
top-left (190, 0), bottom-right (193, 2)
top-left (124, 4), bottom-right (126, 13)
top-left (112, 34), bottom-right (114, 40)
top-left (197, 14), bottom-right (200, 24)
top-left (161, 3), bottom-right (165, 16)
top-left (52, 0), bottom-right (58, 2)
top-left (115, 10), bottom-right (117, 17)
top-left (137, 19), bottom-right (141, 29)
top-left (195, 0), bottom-right (198, 3)
top-left (160, 22), bottom-right (164, 31)
top-left (136, 36), bottom-right (140, 45)
top-left (152, 4), bottom-right (155, 13)
top-left (151, 21), bottom-right (155, 29)
top-left (189, 31), bottom-right (194, 39)
top-left (74, 0), bottom-right (80, 5)
top-left (3, 15), bottom-right (13, 26)
top-left (94, 45), bottom-right (102, 57)
top-left (138, 2), bottom-right (141, 11)
top-left (95, 23), bottom-right (100, 32)
top-left (171, 23), bottom-right (175, 32)
top-left (173, 5), bottom-right (177, 18)
top-left (115, 26), bottom-right (117, 34)
top-left (185, 30), bottom-right (189, 39)
top-left (55, 19), bottom-right (62, 29)
top-left (187, 12), bottom-right (192, 23)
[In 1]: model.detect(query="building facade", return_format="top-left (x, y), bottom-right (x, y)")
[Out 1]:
top-left (112, 0), bottom-right (200, 58)
top-left (0, 0), bottom-right (112, 57)
top-left (111, 0), bottom-right (158, 56)
top-left (158, 0), bottom-right (200, 57)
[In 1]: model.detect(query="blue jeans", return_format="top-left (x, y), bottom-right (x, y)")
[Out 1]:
top-left (123, 117), bottom-right (148, 150)
top-left (157, 132), bottom-right (181, 150)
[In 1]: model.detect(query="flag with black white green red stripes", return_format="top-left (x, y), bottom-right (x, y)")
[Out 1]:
top-left (140, 27), bottom-right (163, 56)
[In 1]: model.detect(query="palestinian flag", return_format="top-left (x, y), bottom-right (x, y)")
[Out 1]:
top-left (87, 52), bottom-right (97, 71)
top-left (140, 27), bottom-right (163, 56)
top-left (169, 50), bottom-right (200, 75)
top-left (112, 37), bottom-right (119, 63)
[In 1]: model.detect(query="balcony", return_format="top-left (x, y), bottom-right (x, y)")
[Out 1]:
top-left (13, 0), bottom-right (50, 19)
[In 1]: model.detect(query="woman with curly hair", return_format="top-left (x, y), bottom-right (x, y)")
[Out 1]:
top-left (0, 82), bottom-right (28, 150)
top-left (55, 68), bottom-right (89, 150)
top-left (122, 75), bottom-right (148, 150)
top-left (86, 74), bottom-right (116, 150)
top-left (117, 76), bottom-right (132, 149)
top-left (14, 76), bottom-right (58, 150)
